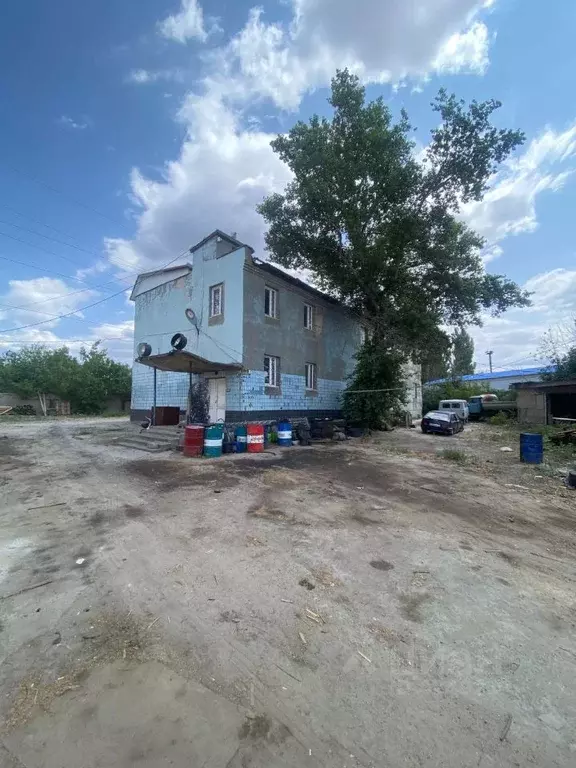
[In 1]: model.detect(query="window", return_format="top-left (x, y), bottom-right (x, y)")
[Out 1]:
top-left (305, 362), bottom-right (317, 391)
top-left (304, 303), bottom-right (315, 330)
top-left (264, 355), bottom-right (280, 388)
top-left (264, 286), bottom-right (278, 318)
top-left (209, 283), bottom-right (223, 318)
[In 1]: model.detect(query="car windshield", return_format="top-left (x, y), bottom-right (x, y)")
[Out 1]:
top-left (425, 411), bottom-right (450, 421)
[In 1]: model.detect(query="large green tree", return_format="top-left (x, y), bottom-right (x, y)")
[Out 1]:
top-left (0, 342), bottom-right (131, 414)
top-left (258, 70), bottom-right (530, 423)
top-left (451, 328), bottom-right (476, 377)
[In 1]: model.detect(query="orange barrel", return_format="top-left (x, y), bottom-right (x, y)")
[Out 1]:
top-left (183, 424), bottom-right (204, 457)
top-left (247, 423), bottom-right (264, 453)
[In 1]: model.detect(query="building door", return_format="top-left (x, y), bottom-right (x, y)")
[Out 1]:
top-left (208, 378), bottom-right (226, 423)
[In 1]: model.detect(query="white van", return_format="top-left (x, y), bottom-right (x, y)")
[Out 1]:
top-left (438, 399), bottom-right (469, 422)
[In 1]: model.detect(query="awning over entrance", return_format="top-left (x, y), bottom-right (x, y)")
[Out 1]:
top-left (136, 350), bottom-right (242, 374)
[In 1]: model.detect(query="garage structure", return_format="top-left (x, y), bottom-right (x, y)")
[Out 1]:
top-left (516, 379), bottom-right (576, 425)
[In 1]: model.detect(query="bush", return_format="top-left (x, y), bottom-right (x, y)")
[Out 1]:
top-left (489, 411), bottom-right (510, 426)
top-left (440, 448), bottom-right (468, 464)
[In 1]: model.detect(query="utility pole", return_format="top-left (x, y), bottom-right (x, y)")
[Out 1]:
top-left (486, 350), bottom-right (494, 373)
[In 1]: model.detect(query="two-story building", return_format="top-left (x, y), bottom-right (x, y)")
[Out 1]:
top-left (130, 230), bottom-right (421, 423)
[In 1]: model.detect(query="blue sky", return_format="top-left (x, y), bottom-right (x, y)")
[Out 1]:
top-left (0, 0), bottom-right (575, 370)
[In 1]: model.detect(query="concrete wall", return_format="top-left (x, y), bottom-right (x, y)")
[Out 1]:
top-left (131, 246), bottom-right (248, 411)
top-left (402, 361), bottom-right (423, 419)
top-left (517, 390), bottom-right (547, 424)
top-left (240, 263), bottom-right (361, 415)
top-left (0, 392), bottom-right (41, 412)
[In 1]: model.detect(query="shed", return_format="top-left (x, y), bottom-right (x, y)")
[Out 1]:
top-left (516, 379), bottom-right (576, 425)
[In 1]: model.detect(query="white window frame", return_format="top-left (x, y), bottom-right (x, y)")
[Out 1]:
top-left (304, 303), bottom-right (315, 330)
top-left (264, 286), bottom-right (278, 318)
top-left (209, 283), bottom-right (223, 318)
top-left (305, 362), bottom-right (317, 391)
top-left (264, 355), bottom-right (280, 388)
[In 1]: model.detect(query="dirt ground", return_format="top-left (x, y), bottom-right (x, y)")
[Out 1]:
top-left (1, 418), bottom-right (575, 768)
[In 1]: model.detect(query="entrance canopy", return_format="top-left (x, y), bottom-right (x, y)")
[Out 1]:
top-left (136, 350), bottom-right (242, 374)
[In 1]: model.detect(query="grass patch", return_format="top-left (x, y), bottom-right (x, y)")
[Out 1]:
top-left (440, 448), bottom-right (469, 464)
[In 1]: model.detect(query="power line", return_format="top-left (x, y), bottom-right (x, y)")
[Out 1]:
top-left (0, 247), bottom-right (192, 335)
top-left (1, 161), bottom-right (129, 229)
top-left (0, 286), bottom-right (130, 333)
top-left (0, 206), bottom-right (139, 272)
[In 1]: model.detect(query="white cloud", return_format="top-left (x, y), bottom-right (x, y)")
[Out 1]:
top-left (75, 261), bottom-right (110, 281)
top-left (158, 0), bottom-right (207, 43)
top-left (58, 115), bottom-right (90, 130)
top-left (432, 21), bottom-right (490, 75)
top-left (471, 268), bottom-right (576, 369)
top-left (107, 0), bottom-right (499, 272)
top-left (126, 68), bottom-right (184, 85)
top-left (462, 123), bottom-right (576, 260)
top-left (105, 93), bottom-right (292, 272)
top-left (0, 278), bottom-right (98, 329)
top-left (204, 1), bottom-right (495, 110)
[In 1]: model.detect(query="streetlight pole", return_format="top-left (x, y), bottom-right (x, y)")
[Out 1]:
top-left (485, 350), bottom-right (494, 373)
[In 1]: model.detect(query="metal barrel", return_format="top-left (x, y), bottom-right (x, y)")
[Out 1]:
top-left (277, 420), bottom-right (292, 447)
top-left (183, 424), bottom-right (204, 457)
top-left (520, 432), bottom-right (543, 464)
top-left (204, 424), bottom-right (224, 458)
top-left (247, 423), bottom-right (264, 453)
top-left (235, 425), bottom-right (247, 453)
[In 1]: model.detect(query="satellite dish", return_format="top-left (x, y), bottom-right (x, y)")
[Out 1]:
top-left (137, 342), bottom-right (152, 358)
top-left (171, 333), bottom-right (188, 351)
top-left (185, 308), bottom-right (197, 326)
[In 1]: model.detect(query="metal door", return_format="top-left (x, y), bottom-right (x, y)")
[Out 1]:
top-left (208, 378), bottom-right (226, 423)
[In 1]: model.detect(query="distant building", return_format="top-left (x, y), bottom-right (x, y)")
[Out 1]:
top-left (516, 379), bottom-right (576, 424)
top-left (130, 230), bottom-right (422, 423)
top-left (426, 366), bottom-right (555, 391)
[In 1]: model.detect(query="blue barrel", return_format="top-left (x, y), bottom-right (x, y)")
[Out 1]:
top-left (278, 420), bottom-right (292, 447)
top-left (520, 432), bottom-right (543, 464)
top-left (204, 424), bottom-right (224, 458)
top-left (235, 425), bottom-right (247, 453)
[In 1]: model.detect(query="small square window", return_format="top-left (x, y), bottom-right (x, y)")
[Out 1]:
top-left (264, 286), bottom-right (278, 318)
top-left (209, 283), bottom-right (223, 318)
top-left (305, 362), bottom-right (317, 391)
top-left (264, 355), bottom-right (280, 387)
top-left (304, 303), bottom-right (315, 330)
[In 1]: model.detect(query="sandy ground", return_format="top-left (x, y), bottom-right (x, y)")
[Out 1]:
top-left (0, 418), bottom-right (575, 768)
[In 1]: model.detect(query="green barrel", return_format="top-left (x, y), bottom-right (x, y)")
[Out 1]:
top-left (203, 424), bottom-right (224, 458)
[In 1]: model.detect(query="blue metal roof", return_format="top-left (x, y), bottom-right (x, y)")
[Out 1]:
top-left (426, 366), bottom-right (555, 386)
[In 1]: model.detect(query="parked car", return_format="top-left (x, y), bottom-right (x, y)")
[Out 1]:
top-left (438, 399), bottom-right (469, 422)
top-left (421, 410), bottom-right (465, 436)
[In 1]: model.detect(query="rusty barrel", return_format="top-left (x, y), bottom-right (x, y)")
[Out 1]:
top-left (183, 424), bottom-right (204, 457)
top-left (247, 423), bottom-right (264, 453)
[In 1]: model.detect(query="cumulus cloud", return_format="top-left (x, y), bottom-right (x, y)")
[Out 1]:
top-left (125, 68), bottom-right (184, 85)
top-left (58, 115), bottom-right (90, 130)
top-left (462, 123), bottom-right (576, 252)
top-left (471, 268), bottom-right (576, 369)
top-left (105, 93), bottom-right (292, 272)
top-left (432, 21), bottom-right (490, 75)
top-left (158, 0), bottom-right (208, 43)
top-left (0, 278), bottom-right (98, 329)
top-left (107, 0), bottom-right (498, 272)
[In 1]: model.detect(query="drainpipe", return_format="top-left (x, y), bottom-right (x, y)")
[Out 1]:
top-left (152, 366), bottom-right (157, 426)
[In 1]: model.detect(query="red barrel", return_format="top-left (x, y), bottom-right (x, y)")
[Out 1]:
top-left (183, 424), bottom-right (204, 457)
top-left (247, 423), bottom-right (264, 453)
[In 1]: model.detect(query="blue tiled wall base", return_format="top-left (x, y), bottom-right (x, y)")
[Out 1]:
top-left (227, 371), bottom-right (345, 412)
top-left (131, 364), bottom-right (191, 410)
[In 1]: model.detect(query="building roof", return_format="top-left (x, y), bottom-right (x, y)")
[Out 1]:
top-left (426, 366), bottom-right (555, 386)
top-left (250, 259), bottom-right (345, 308)
top-left (515, 378), bottom-right (576, 391)
top-left (189, 229), bottom-right (252, 255)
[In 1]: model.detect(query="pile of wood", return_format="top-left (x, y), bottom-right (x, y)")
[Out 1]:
top-left (549, 429), bottom-right (576, 446)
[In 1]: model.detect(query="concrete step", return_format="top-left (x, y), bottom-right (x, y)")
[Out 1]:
top-left (115, 436), bottom-right (174, 453)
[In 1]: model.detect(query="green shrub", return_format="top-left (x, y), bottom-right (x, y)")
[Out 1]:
top-left (489, 411), bottom-right (510, 426)
top-left (440, 448), bottom-right (468, 464)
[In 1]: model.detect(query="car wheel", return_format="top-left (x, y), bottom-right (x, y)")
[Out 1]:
top-left (448, 428), bottom-right (454, 436)
top-left (421, 427), bottom-right (427, 434)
